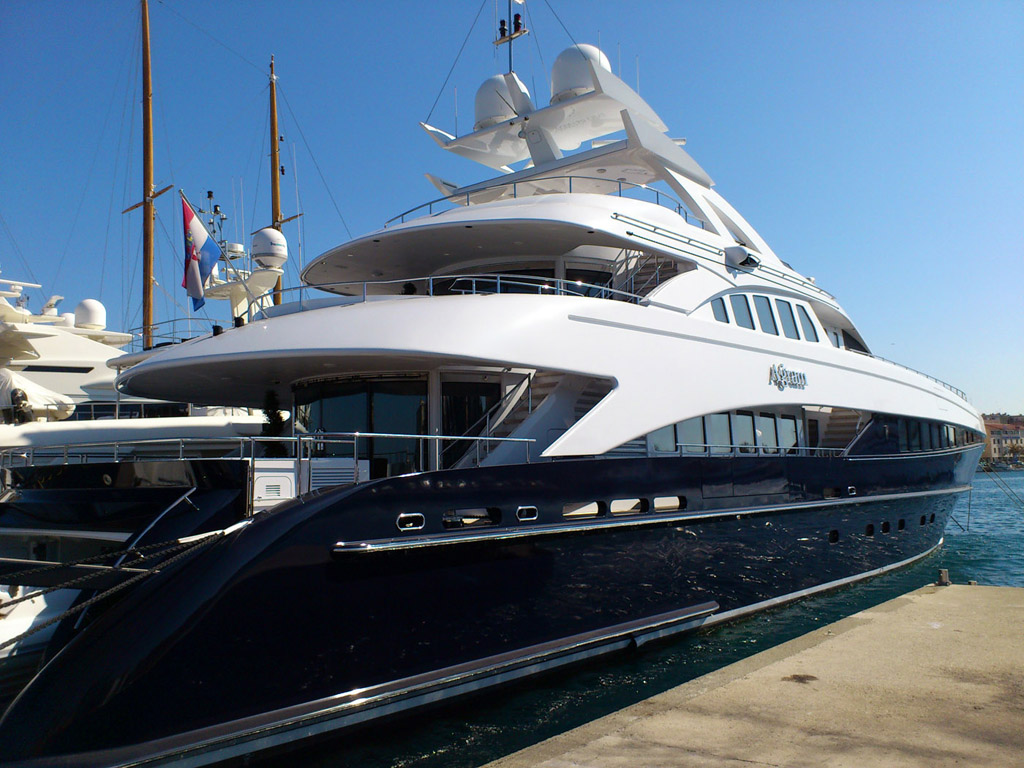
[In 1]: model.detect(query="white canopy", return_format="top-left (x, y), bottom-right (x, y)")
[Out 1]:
top-left (0, 369), bottom-right (75, 422)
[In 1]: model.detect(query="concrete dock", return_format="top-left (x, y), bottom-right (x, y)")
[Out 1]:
top-left (484, 585), bottom-right (1024, 768)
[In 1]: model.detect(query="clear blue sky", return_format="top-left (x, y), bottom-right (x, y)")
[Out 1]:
top-left (2, 0), bottom-right (1022, 412)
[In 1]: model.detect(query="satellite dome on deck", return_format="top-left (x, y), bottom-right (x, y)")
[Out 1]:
top-left (74, 299), bottom-right (106, 330)
top-left (252, 228), bottom-right (288, 270)
top-left (474, 73), bottom-right (531, 131)
top-left (550, 44), bottom-right (612, 104)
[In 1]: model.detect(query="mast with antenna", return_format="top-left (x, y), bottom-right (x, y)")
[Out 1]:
top-left (494, 0), bottom-right (528, 73)
top-left (269, 56), bottom-right (283, 305)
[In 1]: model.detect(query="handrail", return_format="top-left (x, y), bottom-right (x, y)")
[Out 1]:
top-left (253, 272), bottom-right (690, 322)
top-left (860, 352), bottom-right (968, 402)
top-left (383, 175), bottom-right (704, 229)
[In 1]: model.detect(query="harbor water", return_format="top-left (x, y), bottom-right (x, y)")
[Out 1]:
top-left (279, 472), bottom-right (1024, 768)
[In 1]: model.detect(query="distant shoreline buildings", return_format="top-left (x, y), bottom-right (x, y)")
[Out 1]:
top-left (982, 414), bottom-right (1024, 462)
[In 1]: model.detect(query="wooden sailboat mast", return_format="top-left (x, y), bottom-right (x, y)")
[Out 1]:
top-left (269, 56), bottom-right (283, 305)
top-left (141, 0), bottom-right (155, 347)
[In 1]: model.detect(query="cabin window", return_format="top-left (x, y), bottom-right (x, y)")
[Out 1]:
top-left (734, 411), bottom-right (756, 453)
top-left (705, 413), bottom-right (733, 454)
top-left (649, 424), bottom-right (677, 453)
top-left (778, 415), bottom-right (799, 454)
top-left (899, 419), bottom-right (909, 452)
top-left (797, 306), bottom-right (819, 342)
top-left (729, 295), bottom-right (755, 329)
top-left (920, 422), bottom-right (932, 451)
top-left (827, 329), bottom-right (842, 348)
top-left (775, 300), bottom-right (800, 340)
top-left (753, 296), bottom-right (778, 335)
top-left (930, 423), bottom-right (940, 450)
top-left (807, 418), bottom-right (820, 451)
top-left (758, 413), bottom-right (779, 454)
top-left (678, 417), bottom-right (705, 453)
top-left (653, 496), bottom-right (684, 512)
top-left (908, 420), bottom-right (921, 451)
top-left (711, 298), bottom-right (729, 323)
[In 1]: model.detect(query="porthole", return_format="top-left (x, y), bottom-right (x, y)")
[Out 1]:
top-left (824, 487), bottom-right (840, 499)
top-left (563, 501), bottom-right (604, 519)
top-left (898, 519), bottom-right (906, 530)
top-left (396, 513), bottom-right (425, 531)
top-left (610, 498), bottom-right (648, 516)
top-left (828, 529), bottom-right (839, 544)
top-left (443, 507), bottom-right (499, 529)
top-left (516, 505), bottom-right (538, 522)
top-left (865, 523), bottom-right (875, 537)
top-left (847, 486), bottom-right (857, 497)
top-left (881, 521), bottom-right (891, 533)
top-left (930, 513), bottom-right (936, 523)
top-left (653, 496), bottom-right (684, 512)
top-left (920, 515), bottom-right (927, 526)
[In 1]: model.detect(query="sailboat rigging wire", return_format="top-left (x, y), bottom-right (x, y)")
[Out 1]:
top-left (0, 208), bottom-right (41, 293)
top-left (524, 0), bottom-right (547, 84)
top-left (154, 0), bottom-right (264, 75)
top-left (249, 101), bottom-right (270, 237)
top-left (540, 0), bottom-right (584, 58)
top-left (278, 87), bottom-right (352, 238)
top-left (425, 0), bottom-right (488, 125)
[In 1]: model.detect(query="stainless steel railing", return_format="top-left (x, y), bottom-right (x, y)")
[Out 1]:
top-left (384, 175), bottom-right (705, 229)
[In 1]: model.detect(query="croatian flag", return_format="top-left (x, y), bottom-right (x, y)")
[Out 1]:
top-left (181, 193), bottom-right (221, 311)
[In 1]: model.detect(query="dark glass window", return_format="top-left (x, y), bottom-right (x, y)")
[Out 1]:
top-left (899, 419), bottom-right (909, 452)
top-left (797, 305), bottom-right (819, 342)
top-left (775, 300), bottom-right (800, 339)
top-left (758, 412), bottom-right (779, 453)
top-left (440, 380), bottom-right (501, 467)
top-left (678, 417), bottom-right (705, 453)
top-left (649, 424), bottom-right (677, 453)
top-left (565, 268), bottom-right (613, 297)
top-left (705, 413), bottom-right (732, 454)
top-left (930, 423), bottom-right (940, 450)
top-left (734, 411), bottom-right (756, 453)
top-left (920, 421), bottom-right (932, 451)
top-left (753, 296), bottom-right (778, 335)
top-left (729, 295), bottom-right (755, 329)
top-left (779, 415), bottom-right (799, 454)
top-left (711, 298), bottom-right (729, 323)
top-left (908, 420), bottom-right (921, 451)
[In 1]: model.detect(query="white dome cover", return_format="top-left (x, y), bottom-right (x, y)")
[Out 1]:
top-left (474, 73), bottom-right (532, 131)
top-left (252, 227), bottom-right (288, 269)
top-left (550, 44), bottom-right (612, 104)
top-left (74, 299), bottom-right (106, 330)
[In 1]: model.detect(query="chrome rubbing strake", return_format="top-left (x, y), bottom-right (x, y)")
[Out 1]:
top-left (332, 485), bottom-right (971, 555)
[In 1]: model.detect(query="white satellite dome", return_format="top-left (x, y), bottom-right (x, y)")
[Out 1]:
top-left (252, 228), bottom-right (288, 270)
top-left (74, 299), bottom-right (106, 330)
top-left (58, 312), bottom-right (75, 327)
top-left (474, 73), bottom-right (532, 131)
top-left (550, 44), bottom-right (612, 104)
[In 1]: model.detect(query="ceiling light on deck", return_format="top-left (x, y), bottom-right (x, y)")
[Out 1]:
top-left (372, 270), bottom-right (384, 277)
top-left (596, 168), bottom-right (607, 174)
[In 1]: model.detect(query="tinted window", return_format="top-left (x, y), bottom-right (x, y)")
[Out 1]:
top-left (920, 421), bottom-right (931, 451)
top-left (899, 419), bottom-right (909, 452)
top-left (729, 295), bottom-right (754, 329)
top-left (678, 417), bottom-right (705, 453)
top-left (758, 413), bottom-right (779, 453)
top-left (705, 413), bottom-right (732, 454)
top-left (753, 296), bottom-right (778, 335)
top-left (797, 306), bottom-right (819, 342)
top-left (649, 424), bottom-right (676, 453)
top-left (930, 423), bottom-right (940, 450)
top-left (734, 411), bottom-right (756, 453)
top-left (778, 415), bottom-right (798, 454)
top-left (776, 300), bottom-right (800, 339)
top-left (711, 298), bottom-right (729, 323)
top-left (908, 420), bottom-right (921, 451)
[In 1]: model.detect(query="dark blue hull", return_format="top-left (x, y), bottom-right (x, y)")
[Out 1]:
top-left (0, 446), bottom-right (981, 766)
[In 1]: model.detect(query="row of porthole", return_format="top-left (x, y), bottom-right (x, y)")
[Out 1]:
top-left (396, 495), bottom-right (689, 532)
top-left (827, 513), bottom-right (937, 544)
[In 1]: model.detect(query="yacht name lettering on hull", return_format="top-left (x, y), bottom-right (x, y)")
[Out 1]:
top-left (769, 363), bottom-right (807, 391)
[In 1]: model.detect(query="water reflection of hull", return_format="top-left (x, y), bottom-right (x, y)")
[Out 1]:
top-left (0, 447), bottom-right (980, 766)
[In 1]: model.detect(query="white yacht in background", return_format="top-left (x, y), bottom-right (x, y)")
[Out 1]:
top-left (0, 22), bottom-right (983, 768)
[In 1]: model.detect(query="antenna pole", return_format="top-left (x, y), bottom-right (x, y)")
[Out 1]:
top-left (508, 0), bottom-right (513, 72)
top-left (269, 56), bottom-right (283, 305)
top-left (141, 0), bottom-right (155, 348)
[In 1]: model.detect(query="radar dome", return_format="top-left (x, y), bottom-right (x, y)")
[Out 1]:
top-left (252, 228), bottom-right (288, 269)
top-left (474, 73), bottom-right (531, 131)
top-left (550, 44), bottom-right (612, 104)
top-left (74, 299), bottom-right (107, 330)
top-left (58, 312), bottom-right (75, 327)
